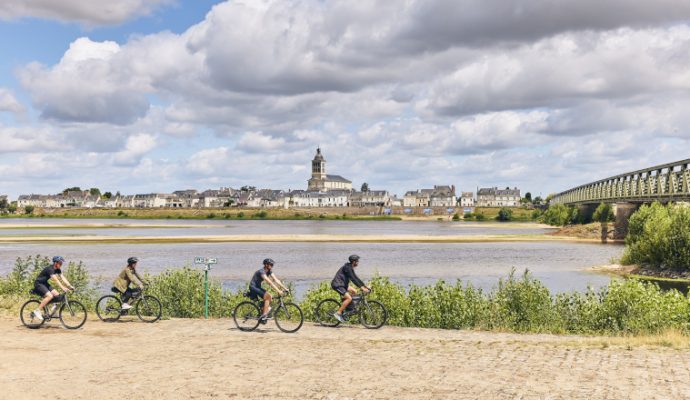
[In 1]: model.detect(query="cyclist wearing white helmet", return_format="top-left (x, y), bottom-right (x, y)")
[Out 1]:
top-left (331, 254), bottom-right (370, 322)
top-left (112, 257), bottom-right (146, 311)
top-left (32, 256), bottom-right (75, 321)
top-left (248, 258), bottom-right (289, 320)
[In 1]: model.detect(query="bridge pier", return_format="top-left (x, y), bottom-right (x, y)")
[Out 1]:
top-left (612, 202), bottom-right (639, 240)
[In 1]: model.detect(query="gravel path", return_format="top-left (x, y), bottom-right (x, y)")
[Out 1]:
top-left (1, 317), bottom-right (689, 399)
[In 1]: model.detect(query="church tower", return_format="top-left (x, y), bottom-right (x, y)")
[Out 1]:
top-left (312, 147), bottom-right (326, 180)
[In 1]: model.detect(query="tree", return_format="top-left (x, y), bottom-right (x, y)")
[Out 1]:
top-left (24, 205), bottom-right (35, 214)
top-left (497, 207), bottom-right (513, 221)
top-left (0, 197), bottom-right (7, 209)
top-left (360, 182), bottom-right (369, 192)
top-left (89, 188), bottom-right (101, 197)
top-left (62, 187), bottom-right (81, 195)
top-left (240, 185), bottom-right (256, 192)
top-left (533, 196), bottom-right (543, 206)
top-left (592, 202), bottom-right (614, 223)
top-left (8, 204), bottom-right (17, 213)
top-left (103, 192), bottom-right (113, 199)
top-left (524, 192), bottom-right (532, 202)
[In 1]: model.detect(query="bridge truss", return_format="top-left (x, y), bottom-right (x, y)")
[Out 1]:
top-left (552, 159), bottom-right (690, 205)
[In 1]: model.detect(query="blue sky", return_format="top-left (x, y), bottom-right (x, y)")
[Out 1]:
top-left (2, 1), bottom-right (690, 199)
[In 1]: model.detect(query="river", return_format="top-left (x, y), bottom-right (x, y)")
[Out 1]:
top-left (0, 219), bottom-right (623, 297)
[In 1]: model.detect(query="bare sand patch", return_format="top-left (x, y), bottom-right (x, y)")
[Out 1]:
top-left (2, 317), bottom-right (689, 399)
top-left (0, 233), bottom-right (596, 244)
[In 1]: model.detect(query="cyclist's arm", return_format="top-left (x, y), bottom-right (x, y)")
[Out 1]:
top-left (53, 274), bottom-right (72, 291)
top-left (262, 274), bottom-right (282, 293)
top-left (126, 268), bottom-right (145, 289)
top-left (269, 274), bottom-right (289, 292)
top-left (133, 270), bottom-right (147, 288)
top-left (346, 265), bottom-right (368, 291)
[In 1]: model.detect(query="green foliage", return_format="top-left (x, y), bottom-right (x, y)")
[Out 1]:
top-left (237, 212), bottom-right (245, 218)
top-left (0, 197), bottom-right (8, 209)
top-left (593, 202), bottom-right (614, 223)
top-left (622, 202), bottom-right (690, 270)
top-left (0, 256), bottom-right (98, 311)
top-left (62, 187), bottom-right (81, 195)
top-left (540, 204), bottom-right (579, 226)
top-left (299, 271), bottom-right (690, 335)
top-left (8, 204), bottom-right (17, 213)
top-left (254, 210), bottom-right (268, 219)
top-left (89, 188), bottom-right (101, 197)
top-left (360, 182), bottom-right (369, 192)
top-left (452, 213), bottom-right (460, 221)
top-left (496, 207), bottom-right (513, 221)
top-left (144, 267), bottom-right (245, 318)
top-left (24, 205), bottom-right (35, 214)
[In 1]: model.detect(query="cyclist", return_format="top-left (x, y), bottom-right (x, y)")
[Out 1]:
top-left (32, 256), bottom-right (75, 321)
top-left (249, 258), bottom-right (289, 320)
top-left (113, 257), bottom-right (146, 310)
top-left (331, 254), bottom-right (370, 323)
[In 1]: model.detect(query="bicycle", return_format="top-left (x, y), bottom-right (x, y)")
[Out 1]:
top-left (95, 286), bottom-right (162, 323)
top-left (233, 291), bottom-right (304, 333)
top-left (315, 291), bottom-right (387, 329)
top-left (20, 290), bottom-right (87, 329)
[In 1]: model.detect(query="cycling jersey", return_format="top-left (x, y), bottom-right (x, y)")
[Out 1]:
top-left (35, 265), bottom-right (61, 285)
top-left (250, 268), bottom-right (272, 289)
top-left (331, 262), bottom-right (365, 290)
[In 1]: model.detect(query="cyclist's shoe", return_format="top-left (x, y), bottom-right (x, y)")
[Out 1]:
top-left (121, 303), bottom-right (133, 310)
top-left (48, 304), bottom-right (58, 316)
top-left (333, 312), bottom-right (345, 323)
top-left (32, 310), bottom-right (44, 321)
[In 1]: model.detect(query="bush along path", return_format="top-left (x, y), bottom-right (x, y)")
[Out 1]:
top-left (2, 256), bottom-right (690, 336)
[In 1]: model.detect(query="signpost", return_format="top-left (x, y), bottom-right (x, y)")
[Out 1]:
top-left (194, 257), bottom-right (218, 319)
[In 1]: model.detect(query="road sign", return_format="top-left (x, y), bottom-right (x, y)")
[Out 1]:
top-left (194, 256), bottom-right (218, 319)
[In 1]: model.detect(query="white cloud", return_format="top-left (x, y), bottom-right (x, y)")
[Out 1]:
top-left (112, 133), bottom-right (157, 166)
top-left (0, 0), bottom-right (172, 26)
top-left (0, 88), bottom-right (24, 114)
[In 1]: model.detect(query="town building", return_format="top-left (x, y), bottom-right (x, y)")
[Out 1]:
top-left (349, 190), bottom-right (391, 207)
top-left (403, 185), bottom-right (456, 207)
top-left (460, 192), bottom-right (475, 207)
top-left (476, 187), bottom-right (521, 207)
top-left (306, 148), bottom-right (353, 191)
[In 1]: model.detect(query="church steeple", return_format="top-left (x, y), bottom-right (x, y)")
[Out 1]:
top-left (311, 147), bottom-right (326, 180)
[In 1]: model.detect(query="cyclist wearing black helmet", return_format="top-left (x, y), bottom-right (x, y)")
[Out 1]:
top-left (32, 256), bottom-right (75, 321)
top-left (331, 255), bottom-right (370, 322)
top-left (248, 258), bottom-right (289, 320)
top-left (112, 257), bottom-right (146, 311)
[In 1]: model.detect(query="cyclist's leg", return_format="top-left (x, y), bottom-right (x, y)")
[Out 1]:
top-left (249, 286), bottom-right (270, 316)
top-left (335, 288), bottom-right (352, 315)
top-left (121, 287), bottom-right (134, 304)
top-left (36, 285), bottom-right (55, 311)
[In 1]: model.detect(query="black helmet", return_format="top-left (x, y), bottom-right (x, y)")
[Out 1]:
top-left (348, 254), bottom-right (360, 263)
top-left (127, 257), bottom-right (139, 265)
top-left (263, 258), bottom-right (275, 266)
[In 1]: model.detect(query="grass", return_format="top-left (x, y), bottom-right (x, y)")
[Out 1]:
top-left (0, 207), bottom-right (402, 221)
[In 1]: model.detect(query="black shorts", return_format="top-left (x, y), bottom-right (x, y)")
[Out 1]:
top-left (249, 286), bottom-right (266, 300)
top-left (34, 283), bottom-right (53, 297)
top-left (332, 286), bottom-right (348, 297)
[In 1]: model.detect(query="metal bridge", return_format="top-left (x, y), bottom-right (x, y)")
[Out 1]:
top-left (551, 158), bottom-right (690, 205)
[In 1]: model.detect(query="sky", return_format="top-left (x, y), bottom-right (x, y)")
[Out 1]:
top-left (1, 0), bottom-right (690, 200)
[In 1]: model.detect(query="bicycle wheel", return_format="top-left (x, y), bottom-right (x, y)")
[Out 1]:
top-left (359, 300), bottom-right (387, 329)
top-left (315, 299), bottom-right (341, 327)
top-left (96, 295), bottom-right (122, 322)
top-left (20, 299), bottom-right (46, 329)
top-left (59, 300), bottom-right (87, 329)
top-left (274, 302), bottom-right (304, 333)
top-left (233, 301), bottom-right (261, 331)
top-left (136, 295), bottom-right (162, 323)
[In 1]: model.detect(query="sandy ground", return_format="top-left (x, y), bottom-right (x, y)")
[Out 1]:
top-left (2, 317), bottom-right (690, 400)
top-left (0, 233), bottom-right (588, 244)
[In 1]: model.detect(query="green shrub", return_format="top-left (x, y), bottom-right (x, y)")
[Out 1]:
top-left (496, 207), bottom-right (513, 221)
top-left (622, 202), bottom-right (690, 270)
top-left (540, 204), bottom-right (579, 226)
top-left (592, 202), bottom-right (614, 223)
top-left (254, 210), bottom-right (268, 219)
top-left (452, 213), bottom-right (460, 221)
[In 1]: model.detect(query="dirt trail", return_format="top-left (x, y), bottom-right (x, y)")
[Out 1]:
top-left (1, 317), bottom-right (689, 399)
